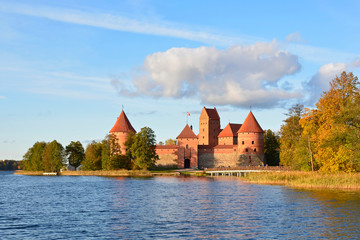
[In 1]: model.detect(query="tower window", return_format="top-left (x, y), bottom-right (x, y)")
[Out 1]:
top-left (245, 149), bottom-right (248, 152)
top-left (186, 144), bottom-right (188, 149)
top-left (242, 141), bottom-right (245, 145)
top-left (254, 148), bottom-right (256, 152)
top-left (252, 141), bottom-right (254, 144)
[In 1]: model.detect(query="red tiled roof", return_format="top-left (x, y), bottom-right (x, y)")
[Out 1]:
top-left (218, 123), bottom-right (242, 137)
top-left (238, 111), bottom-right (264, 133)
top-left (176, 124), bottom-right (198, 139)
top-left (109, 110), bottom-right (136, 133)
top-left (204, 107), bottom-right (220, 119)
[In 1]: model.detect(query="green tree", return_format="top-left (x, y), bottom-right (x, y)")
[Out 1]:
top-left (42, 140), bottom-right (65, 172)
top-left (279, 104), bottom-right (311, 170)
top-left (264, 129), bottom-right (280, 166)
top-left (23, 141), bottom-right (47, 171)
top-left (82, 141), bottom-right (103, 170)
top-left (165, 138), bottom-right (177, 145)
top-left (65, 141), bottom-right (85, 168)
top-left (128, 127), bottom-right (159, 170)
top-left (101, 134), bottom-right (131, 170)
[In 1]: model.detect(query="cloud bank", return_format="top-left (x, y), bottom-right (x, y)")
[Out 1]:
top-left (114, 41), bottom-right (302, 108)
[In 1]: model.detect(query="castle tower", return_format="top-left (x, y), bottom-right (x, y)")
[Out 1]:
top-left (176, 124), bottom-right (198, 168)
top-left (109, 110), bottom-right (136, 154)
top-left (237, 111), bottom-right (264, 162)
top-left (198, 107), bottom-right (221, 146)
top-left (218, 123), bottom-right (242, 145)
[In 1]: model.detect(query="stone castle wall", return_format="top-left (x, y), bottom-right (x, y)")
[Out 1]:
top-left (156, 146), bottom-right (178, 167)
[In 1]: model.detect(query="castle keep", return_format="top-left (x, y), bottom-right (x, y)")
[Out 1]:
top-left (110, 107), bottom-right (265, 169)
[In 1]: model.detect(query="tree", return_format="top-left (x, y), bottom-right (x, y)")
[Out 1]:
top-left (279, 104), bottom-right (310, 170)
top-left (101, 134), bottom-right (131, 170)
top-left (302, 71), bottom-right (360, 172)
top-left (127, 127), bottom-right (159, 170)
top-left (82, 141), bottom-right (102, 170)
top-left (264, 129), bottom-right (280, 166)
top-left (42, 140), bottom-right (65, 172)
top-left (65, 141), bottom-right (85, 168)
top-left (23, 142), bottom-right (47, 171)
top-left (165, 139), bottom-right (177, 145)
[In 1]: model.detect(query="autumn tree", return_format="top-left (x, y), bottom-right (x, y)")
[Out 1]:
top-left (264, 129), bottom-right (280, 166)
top-left (165, 139), bottom-right (177, 145)
top-left (302, 71), bottom-right (360, 172)
top-left (65, 141), bottom-right (85, 168)
top-left (42, 140), bottom-right (65, 172)
top-left (127, 127), bottom-right (159, 170)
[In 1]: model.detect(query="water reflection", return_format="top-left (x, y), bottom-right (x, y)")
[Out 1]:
top-left (1, 172), bottom-right (359, 239)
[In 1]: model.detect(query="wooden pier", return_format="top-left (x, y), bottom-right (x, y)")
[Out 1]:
top-left (205, 166), bottom-right (288, 177)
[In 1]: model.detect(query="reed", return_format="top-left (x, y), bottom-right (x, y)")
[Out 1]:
top-left (242, 171), bottom-right (360, 190)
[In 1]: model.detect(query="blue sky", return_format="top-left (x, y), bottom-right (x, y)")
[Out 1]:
top-left (1, 0), bottom-right (359, 160)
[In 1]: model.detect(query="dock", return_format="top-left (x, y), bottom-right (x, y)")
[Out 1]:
top-left (205, 166), bottom-right (288, 177)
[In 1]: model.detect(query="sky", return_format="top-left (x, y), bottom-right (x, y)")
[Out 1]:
top-left (1, 0), bottom-right (360, 160)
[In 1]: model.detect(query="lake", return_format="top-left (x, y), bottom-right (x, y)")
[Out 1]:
top-left (1, 171), bottom-right (359, 239)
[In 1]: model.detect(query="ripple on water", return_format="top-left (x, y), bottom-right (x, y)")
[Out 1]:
top-left (0, 172), bottom-right (359, 239)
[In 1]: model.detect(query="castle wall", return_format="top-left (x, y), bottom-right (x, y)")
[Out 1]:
top-left (155, 145), bottom-right (178, 167)
top-left (218, 136), bottom-right (237, 145)
top-left (198, 145), bottom-right (264, 168)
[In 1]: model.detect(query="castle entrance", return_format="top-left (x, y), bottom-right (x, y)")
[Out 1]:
top-left (184, 159), bottom-right (190, 168)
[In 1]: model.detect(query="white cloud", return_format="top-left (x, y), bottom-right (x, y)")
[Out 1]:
top-left (115, 41), bottom-right (302, 108)
top-left (0, 96), bottom-right (6, 99)
top-left (305, 62), bottom-right (347, 104)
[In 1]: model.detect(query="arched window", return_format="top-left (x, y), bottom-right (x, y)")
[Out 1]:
top-left (254, 148), bottom-right (256, 152)
top-left (186, 144), bottom-right (188, 149)
top-left (252, 141), bottom-right (254, 144)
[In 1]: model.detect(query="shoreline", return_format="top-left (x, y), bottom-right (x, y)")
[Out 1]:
top-left (14, 170), bottom-right (360, 191)
top-left (14, 170), bottom-right (181, 177)
top-left (241, 171), bottom-right (360, 191)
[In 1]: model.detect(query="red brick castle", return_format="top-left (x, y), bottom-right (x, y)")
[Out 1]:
top-left (110, 107), bottom-right (265, 169)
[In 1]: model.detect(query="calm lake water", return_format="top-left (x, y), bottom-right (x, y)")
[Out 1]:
top-left (1, 171), bottom-right (359, 239)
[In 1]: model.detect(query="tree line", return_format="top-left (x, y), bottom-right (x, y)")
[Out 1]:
top-left (23, 127), bottom-right (159, 172)
top-left (0, 160), bottom-right (22, 170)
top-left (280, 72), bottom-right (360, 172)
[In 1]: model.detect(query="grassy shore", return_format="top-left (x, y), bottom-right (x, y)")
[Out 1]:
top-left (242, 171), bottom-right (360, 190)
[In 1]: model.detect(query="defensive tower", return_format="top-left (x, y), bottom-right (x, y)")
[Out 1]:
top-left (109, 110), bottom-right (136, 154)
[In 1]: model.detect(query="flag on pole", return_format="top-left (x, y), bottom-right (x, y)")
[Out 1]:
top-left (187, 112), bottom-right (190, 116)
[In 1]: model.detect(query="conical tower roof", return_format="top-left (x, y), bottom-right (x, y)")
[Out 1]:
top-left (238, 111), bottom-right (264, 133)
top-left (176, 124), bottom-right (198, 139)
top-left (218, 123), bottom-right (242, 137)
top-left (109, 110), bottom-right (136, 133)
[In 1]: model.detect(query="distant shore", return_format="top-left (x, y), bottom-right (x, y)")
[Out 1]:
top-left (241, 171), bottom-right (360, 191)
